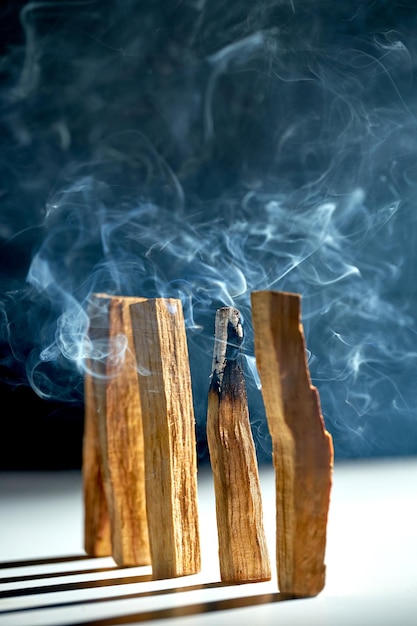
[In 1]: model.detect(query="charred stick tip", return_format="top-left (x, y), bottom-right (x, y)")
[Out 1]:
top-left (211, 307), bottom-right (243, 388)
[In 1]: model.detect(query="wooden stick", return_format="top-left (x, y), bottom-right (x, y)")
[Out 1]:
top-left (130, 298), bottom-right (201, 580)
top-left (207, 307), bottom-right (271, 583)
top-left (83, 294), bottom-right (150, 567)
top-left (83, 363), bottom-right (111, 557)
top-left (251, 290), bottom-right (333, 597)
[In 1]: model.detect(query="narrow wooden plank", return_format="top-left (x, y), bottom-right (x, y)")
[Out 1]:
top-left (83, 362), bottom-right (111, 557)
top-left (207, 306), bottom-right (271, 583)
top-left (130, 298), bottom-right (201, 580)
top-left (251, 290), bottom-right (334, 597)
top-left (83, 294), bottom-right (150, 567)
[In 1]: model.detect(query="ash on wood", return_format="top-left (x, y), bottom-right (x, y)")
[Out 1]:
top-left (207, 307), bottom-right (271, 583)
top-left (130, 298), bottom-right (201, 580)
top-left (251, 290), bottom-right (333, 597)
top-left (83, 294), bottom-right (150, 567)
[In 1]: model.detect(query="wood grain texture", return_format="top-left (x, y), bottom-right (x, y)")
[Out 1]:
top-left (83, 364), bottom-right (111, 557)
top-left (130, 298), bottom-right (201, 580)
top-left (83, 294), bottom-right (150, 567)
top-left (251, 290), bottom-right (333, 597)
top-left (207, 307), bottom-right (271, 583)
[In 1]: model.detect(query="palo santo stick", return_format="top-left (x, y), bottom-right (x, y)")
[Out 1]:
top-left (83, 365), bottom-right (111, 557)
top-left (251, 290), bottom-right (333, 597)
top-left (207, 307), bottom-right (271, 583)
top-left (130, 298), bottom-right (201, 580)
top-left (83, 294), bottom-right (150, 567)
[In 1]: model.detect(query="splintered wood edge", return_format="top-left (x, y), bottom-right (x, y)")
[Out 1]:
top-left (251, 290), bottom-right (333, 597)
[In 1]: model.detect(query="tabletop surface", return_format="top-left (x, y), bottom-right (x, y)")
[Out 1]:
top-left (1, 458), bottom-right (416, 626)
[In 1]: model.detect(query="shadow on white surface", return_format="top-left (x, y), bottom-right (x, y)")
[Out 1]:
top-left (0, 459), bottom-right (416, 625)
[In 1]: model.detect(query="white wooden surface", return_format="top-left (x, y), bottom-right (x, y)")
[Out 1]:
top-left (1, 459), bottom-right (416, 625)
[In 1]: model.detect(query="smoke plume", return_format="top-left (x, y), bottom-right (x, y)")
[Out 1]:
top-left (1, 0), bottom-right (417, 463)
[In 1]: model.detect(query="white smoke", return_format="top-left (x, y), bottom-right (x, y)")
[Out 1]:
top-left (1, 1), bottom-right (417, 461)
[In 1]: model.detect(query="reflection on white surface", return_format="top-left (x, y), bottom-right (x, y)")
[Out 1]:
top-left (0, 459), bottom-right (416, 625)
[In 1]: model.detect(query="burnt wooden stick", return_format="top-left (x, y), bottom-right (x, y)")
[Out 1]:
top-left (83, 293), bottom-right (150, 567)
top-left (251, 290), bottom-right (334, 597)
top-left (207, 307), bottom-right (271, 583)
top-left (130, 298), bottom-right (201, 580)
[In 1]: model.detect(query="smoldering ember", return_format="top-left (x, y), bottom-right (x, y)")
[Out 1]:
top-left (1, 1), bottom-right (417, 469)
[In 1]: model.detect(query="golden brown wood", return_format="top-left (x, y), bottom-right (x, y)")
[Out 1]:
top-left (251, 290), bottom-right (333, 597)
top-left (84, 294), bottom-right (150, 567)
top-left (130, 298), bottom-right (201, 580)
top-left (207, 307), bottom-right (271, 583)
top-left (83, 365), bottom-right (111, 557)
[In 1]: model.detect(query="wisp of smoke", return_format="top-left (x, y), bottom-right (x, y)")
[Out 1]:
top-left (1, 0), bottom-right (417, 461)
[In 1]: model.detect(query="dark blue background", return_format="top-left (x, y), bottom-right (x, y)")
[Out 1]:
top-left (1, 1), bottom-right (417, 468)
